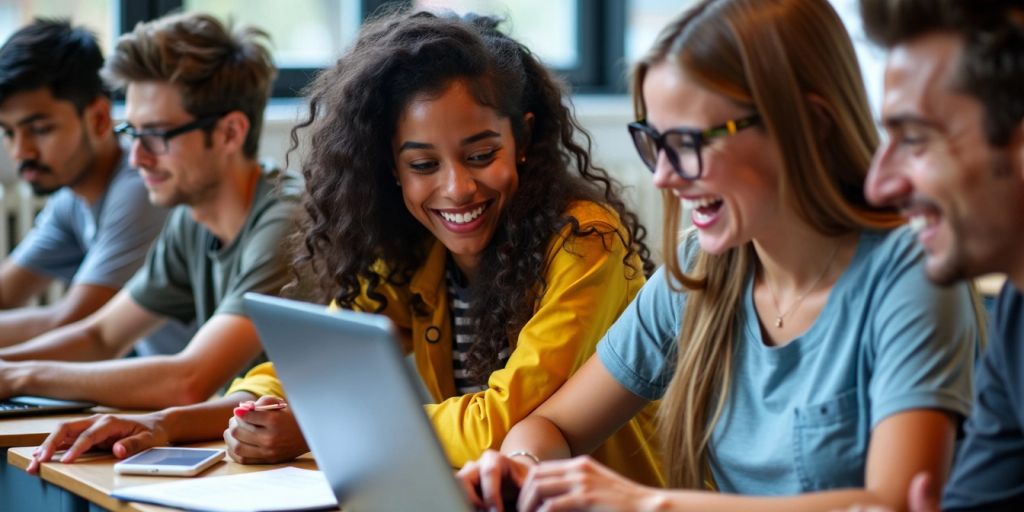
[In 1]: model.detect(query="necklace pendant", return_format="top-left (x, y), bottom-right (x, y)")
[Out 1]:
top-left (775, 317), bottom-right (783, 328)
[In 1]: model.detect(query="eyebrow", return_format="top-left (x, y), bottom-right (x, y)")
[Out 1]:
top-left (10, 113), bottom-right (50, 127)
top-left (0, 113), bottom-right (50, 132)
top-left (881, 114), bottom-right (940, 130)
top-left (398, 129), bottom-right (502, 153)
top-left (461, 130), bottom-right (501, 145)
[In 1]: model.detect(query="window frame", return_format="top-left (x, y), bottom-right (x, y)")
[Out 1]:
top-left (118, 0), bottom-right (628, 97)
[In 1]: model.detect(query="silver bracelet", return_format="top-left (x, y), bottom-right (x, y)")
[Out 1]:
top-left (507, 450), bottom-right (541, 465)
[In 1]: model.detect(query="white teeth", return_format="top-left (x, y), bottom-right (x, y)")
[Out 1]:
top-left (692, 208), bottom-right (716, 225)
top-left (681, 196), bottom-right (723, 210)
top-left (908, 215), bottom-right (928, 233)
top-left (439, 205), bottom-right (486, 224)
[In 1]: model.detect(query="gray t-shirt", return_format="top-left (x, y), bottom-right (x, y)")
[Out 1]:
top-left (597, 226), bottom-right (977, 495)
top-left (127, 166), bottom-right (300, 333)
top-left (10, 148), bottom-right (192, 356)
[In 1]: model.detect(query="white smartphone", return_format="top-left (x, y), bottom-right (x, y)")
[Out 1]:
top-left (113, 447), bottom-right (225, 477)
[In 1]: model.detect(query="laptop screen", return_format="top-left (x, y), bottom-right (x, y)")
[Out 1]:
top-left (243, 293), bottom-right (472, 512)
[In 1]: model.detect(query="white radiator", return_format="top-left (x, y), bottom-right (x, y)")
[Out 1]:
top-left (0, 181), bottom-right (66, 305)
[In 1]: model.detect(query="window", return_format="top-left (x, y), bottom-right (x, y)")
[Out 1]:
top-left (2, 0), bottom-right (887, 100)
top-left (830, 0), bottom-right (886, 116)
top-left (415, 0), bottom-right (579, 68)
top-left (184, 0), bottom-right (361, 69)
top-left (626, 0), bottom-right (693, 63)
top-left (121, 0), bottom-right (381, 97)
top-left (412, 0), bottom-right (625, 93)
top-left (0, 0), bottom-right (117, 52)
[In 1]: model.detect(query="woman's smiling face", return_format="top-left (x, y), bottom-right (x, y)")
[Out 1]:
top-left (643, 62), bottom-right (785, 255)
top-left (392, 79), bottom-right (520, 277)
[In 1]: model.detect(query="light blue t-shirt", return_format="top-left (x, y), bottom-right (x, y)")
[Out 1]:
top-left (9, 148), bottom-right (194, 356)
top-left (597, 226), bottom-right (977, 494)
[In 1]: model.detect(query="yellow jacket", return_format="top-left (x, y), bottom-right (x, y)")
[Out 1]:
top-left (228, 201), bottom-right (663, 486)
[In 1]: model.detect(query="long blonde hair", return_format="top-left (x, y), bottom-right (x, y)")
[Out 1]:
top-left (632, 0), bottom-right (903, 489)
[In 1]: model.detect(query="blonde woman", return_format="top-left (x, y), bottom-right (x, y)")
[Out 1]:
top-left (458, 0), bottom-right (979, 510)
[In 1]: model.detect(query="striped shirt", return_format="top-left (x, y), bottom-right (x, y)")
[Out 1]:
top-left (447, 263), bottom-right (510, 394)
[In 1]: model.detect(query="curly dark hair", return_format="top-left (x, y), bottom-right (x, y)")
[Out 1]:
top-left (289, 9), bottom-right (653, 385)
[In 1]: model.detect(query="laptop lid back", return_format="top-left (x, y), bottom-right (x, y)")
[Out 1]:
top-left (243, 293), bottom-right (471, 512)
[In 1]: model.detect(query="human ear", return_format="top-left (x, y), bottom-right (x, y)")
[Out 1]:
top-left (218, 111), bottom-right (251, 154)
top-left (84, 96), bottom-right (112, 138)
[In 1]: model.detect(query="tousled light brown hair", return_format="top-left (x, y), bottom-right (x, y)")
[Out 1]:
top-left (103, 12), bottom-right (276, 158)
top-left (632, 0), bottom-right (903, 489)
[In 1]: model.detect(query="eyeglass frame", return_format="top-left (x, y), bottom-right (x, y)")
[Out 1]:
top-left (115, 112), bottom-right (227, 155)
top-left (627, 113), bottom-right (761, 180)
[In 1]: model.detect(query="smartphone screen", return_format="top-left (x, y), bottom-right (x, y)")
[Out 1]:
top-left (115, 447), bottom-right (224, 476)
top-left (122, 448), bottom-right (218, 466)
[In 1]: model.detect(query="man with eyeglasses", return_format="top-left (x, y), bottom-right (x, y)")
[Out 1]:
top-left (0, 13), bottom-right (300, 411)
top-left (0, 19), bottom-right (192, 356)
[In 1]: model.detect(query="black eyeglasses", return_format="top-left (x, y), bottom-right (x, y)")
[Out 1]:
top-left (115, 113), bottom-right (225, 155)
top-left (627, 113), bottom-right (761, 180)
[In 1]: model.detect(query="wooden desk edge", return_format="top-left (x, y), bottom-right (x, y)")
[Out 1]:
top-left (0, 432), bottom-right (47, 448)
top-left (7, 446), bottom-right (142, 512)
top-left (0, 408), bottom-right (150, 449)
top-left (8, 445), bottom-right (333, 512)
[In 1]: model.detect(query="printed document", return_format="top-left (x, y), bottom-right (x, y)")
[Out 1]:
top-left (110, 466), bottom-right (338, 512)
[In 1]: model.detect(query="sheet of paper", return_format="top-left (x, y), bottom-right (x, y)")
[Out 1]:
top-left (110, 467), bottom-right (338, 512)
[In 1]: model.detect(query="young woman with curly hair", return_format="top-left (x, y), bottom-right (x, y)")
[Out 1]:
top-left (221, 9), bottom-right (663, 485)
top-left (28, 9), bottom-right (664, 488)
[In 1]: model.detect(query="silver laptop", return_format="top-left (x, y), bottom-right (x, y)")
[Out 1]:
top-left (0, 396), bottom-right (94, 418)
top-left (243, 293), bottom-right (472, 512)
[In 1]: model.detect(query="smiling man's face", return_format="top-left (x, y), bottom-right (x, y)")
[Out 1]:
top-left (866, 31), bottom-right (1024, 285)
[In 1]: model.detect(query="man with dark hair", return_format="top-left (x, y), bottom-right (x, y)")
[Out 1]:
top-left (861, 0), bottom-right (1024, 509)
top-left (0, 13), bottom-right (299, 411)
top-left (0, 19), bottom-right (190, 355)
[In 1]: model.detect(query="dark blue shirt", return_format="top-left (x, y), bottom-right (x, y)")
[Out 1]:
top-left (944, 283), bottom-right (1024, 510)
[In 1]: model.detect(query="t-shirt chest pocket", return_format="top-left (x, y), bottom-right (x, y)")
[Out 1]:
top-left (792, 388), bottom-right (866, 491)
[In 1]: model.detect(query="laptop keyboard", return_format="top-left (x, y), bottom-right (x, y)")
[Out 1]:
top-left (0, 397), bottom-right (96, 418)
top-left (0, 400), bottom-right (40, 411)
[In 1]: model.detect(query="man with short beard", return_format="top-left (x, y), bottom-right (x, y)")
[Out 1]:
top-left (0, 19), bottom-right (190, 355)
top-left (861, 0), bottom-right (1024, 509)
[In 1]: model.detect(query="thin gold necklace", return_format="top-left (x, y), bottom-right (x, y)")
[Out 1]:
top-left (762, 242), bottom-right (840, 329)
